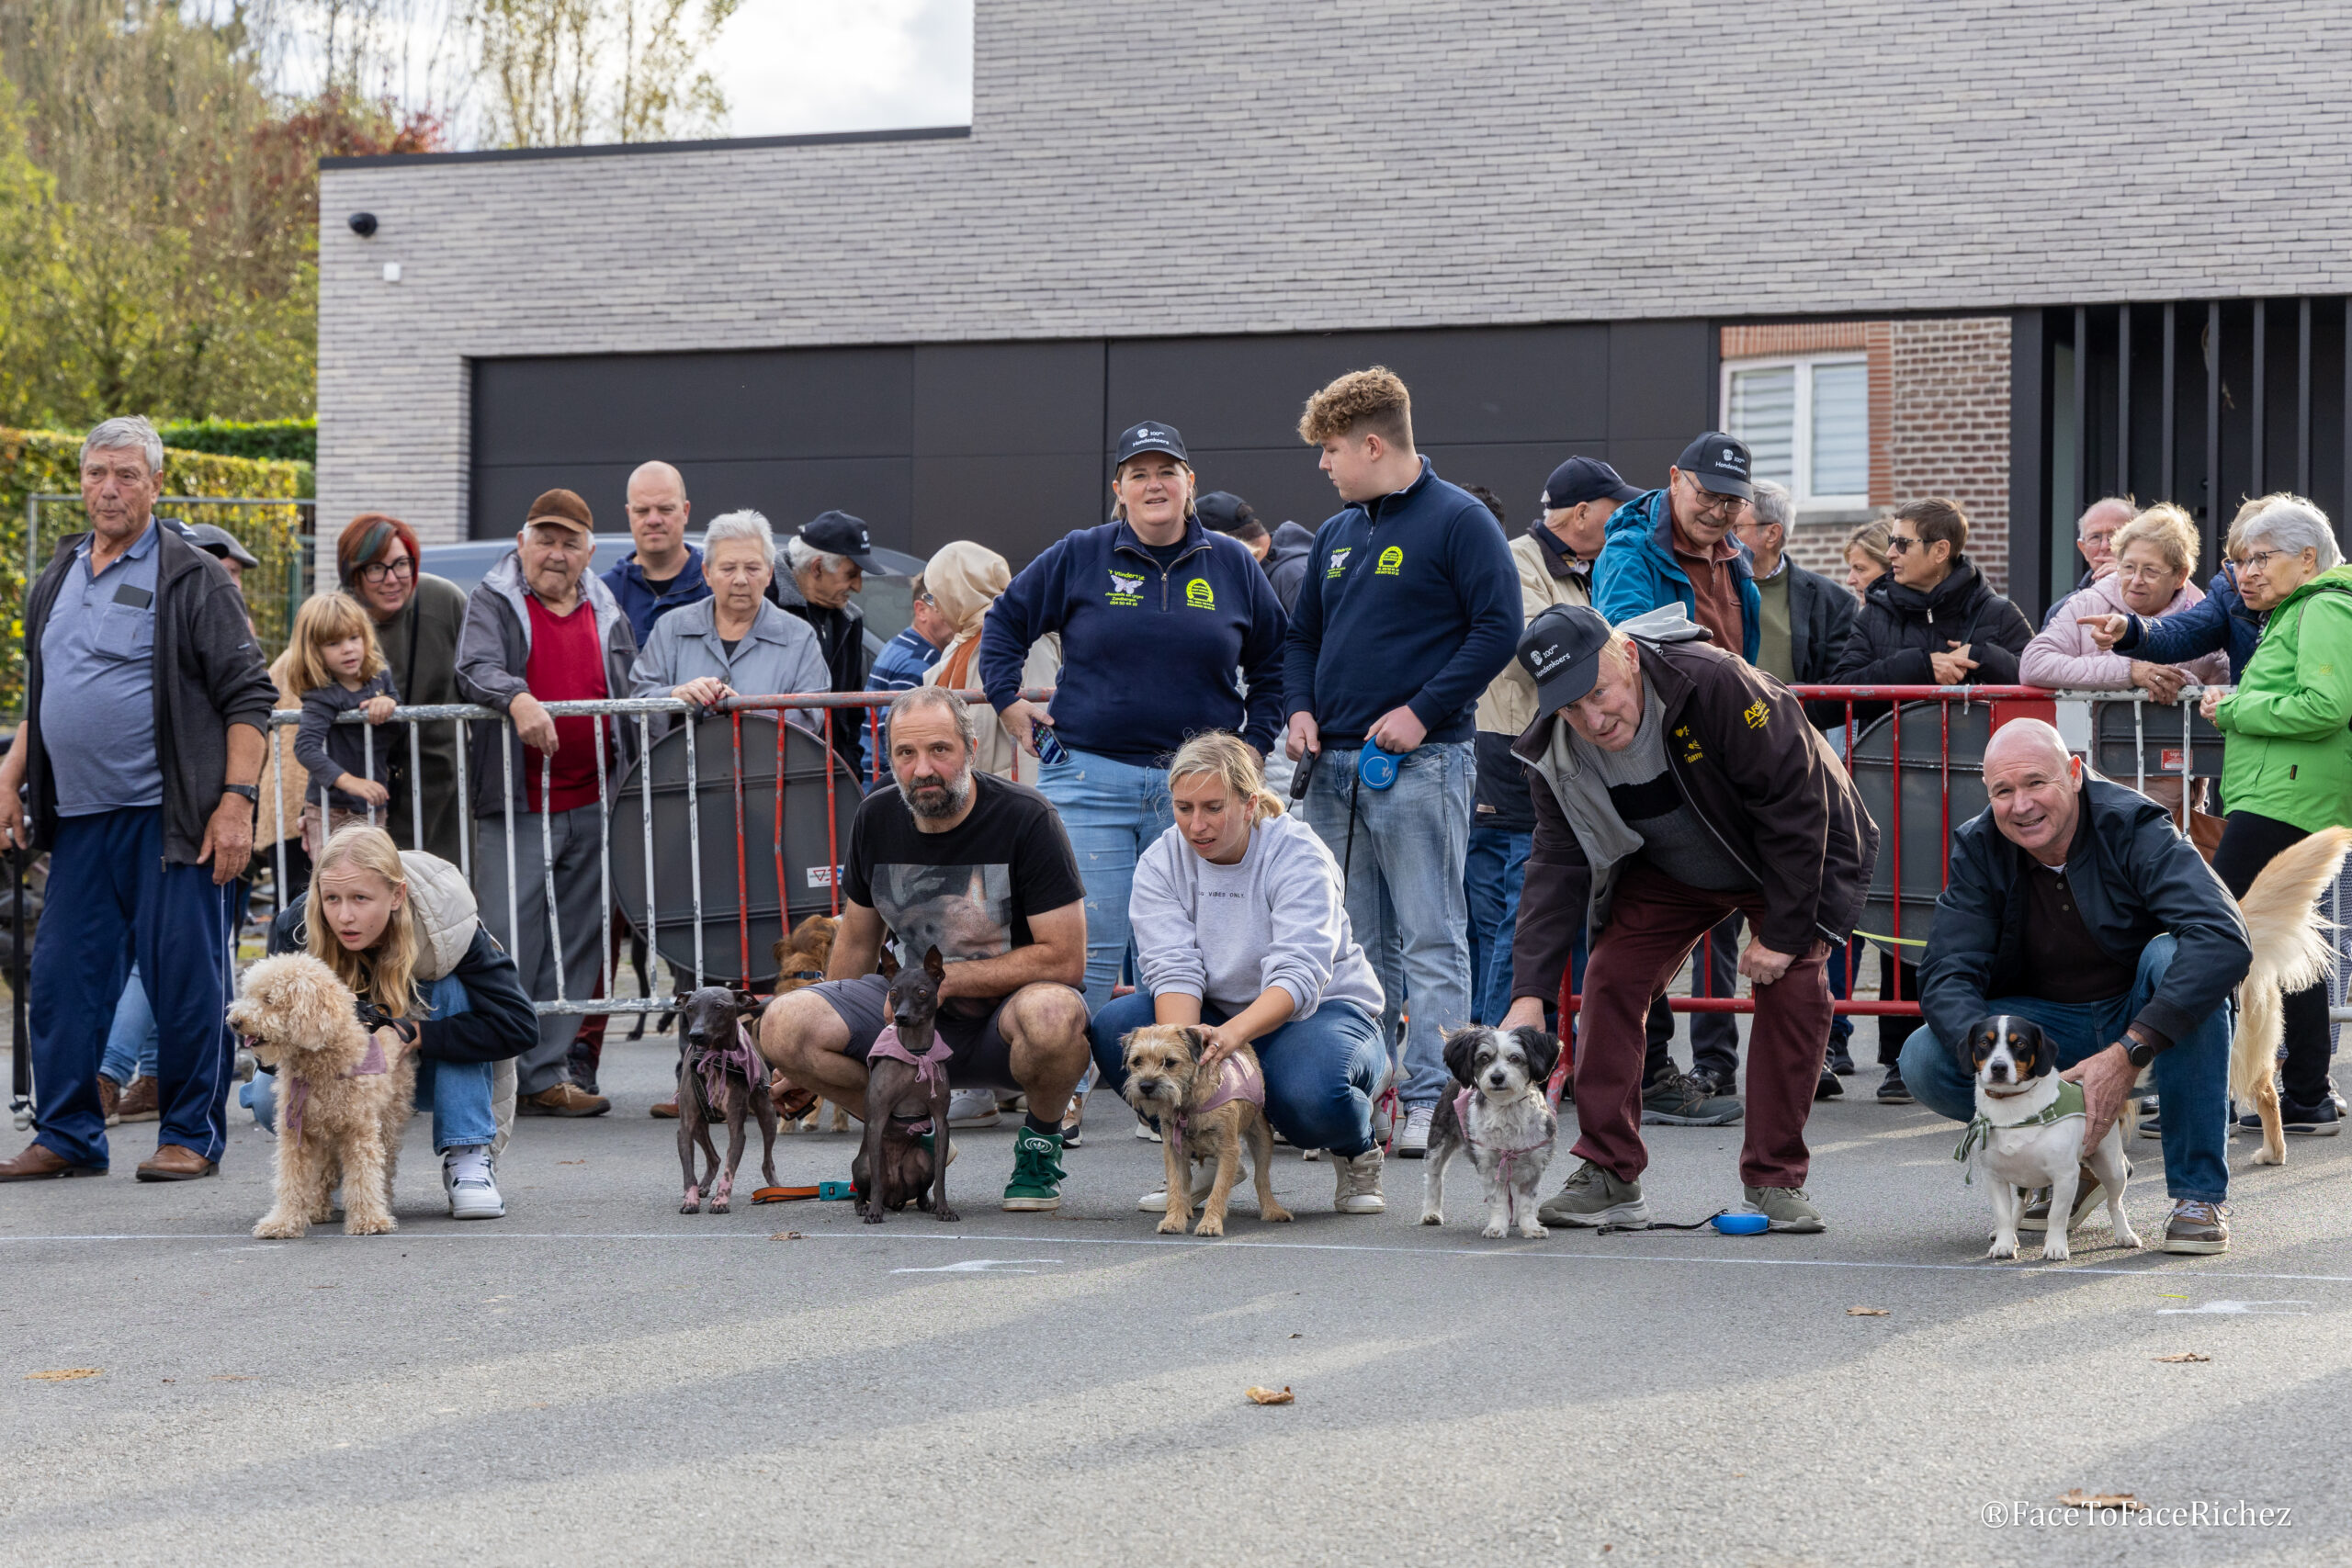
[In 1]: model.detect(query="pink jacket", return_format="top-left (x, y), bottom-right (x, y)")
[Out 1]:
top-left (2020, 574), bottom-right (2231, 690)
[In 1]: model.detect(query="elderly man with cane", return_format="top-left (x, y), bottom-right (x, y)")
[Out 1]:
top-left (1500, 602), bottom-right (1878, 1232)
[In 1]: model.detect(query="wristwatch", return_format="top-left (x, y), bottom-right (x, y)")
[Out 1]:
top-left (221, 784), bottom-right (259, 804)
top-left (2123, 1031), bottom-right (2162, 1069)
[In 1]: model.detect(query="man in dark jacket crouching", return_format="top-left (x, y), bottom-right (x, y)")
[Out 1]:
top-left (1906, 720), bottom-right (2248, 1255)
top-left (1499, 604), bottom-right (1879, 1232)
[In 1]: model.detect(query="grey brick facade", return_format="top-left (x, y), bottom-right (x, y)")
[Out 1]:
top-left (319, 0), bottom-right (2352, 542)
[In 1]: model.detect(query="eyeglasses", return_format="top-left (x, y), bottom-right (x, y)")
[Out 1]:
top-left (2234, 547), bottom-right (2290, 572)
top-left (914, 592), bottom-right (937, 608)
top-left (1679, 476), bottom-right (1745, 520)
top-left (357, 557), bottom-right (415, 584)
top-left (1886, 535), bottom-right (1920, 555)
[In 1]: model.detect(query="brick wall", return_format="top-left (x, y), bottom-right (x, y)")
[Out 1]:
top-left (1886, 317), bottom-right (2015, 593)
top-left (1734, 317), bottom-right (2012, 594)
top-left (319, 1), bottom-right (2352, 540)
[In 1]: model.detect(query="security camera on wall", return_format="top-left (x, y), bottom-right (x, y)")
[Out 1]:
top-left (348, 211), bottom-right (379, 238)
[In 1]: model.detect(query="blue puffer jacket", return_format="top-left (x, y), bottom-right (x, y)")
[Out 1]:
top-left (1589, 488), bottom-right (1761, 663)
top-left (2113, 565), bottom-right (2262, 681)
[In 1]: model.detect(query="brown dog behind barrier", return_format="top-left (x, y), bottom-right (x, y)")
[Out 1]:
top-left (674, 987), bottom-right (778, 1213)
top-left (765, 914), bottom-right (852, 1130)
top-left (852, 944), bottom-right (956, 1224)
top-left (1120, 1024), bottom-right (1293, 1237)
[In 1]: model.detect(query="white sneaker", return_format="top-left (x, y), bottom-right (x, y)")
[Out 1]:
top-left (1134, 1118), bottom-right (1162, 1143)
top-left (444, 1146), bottom-right (505, 1220)
top-left (1137, 1168), bottom-right (1216, 1213)
top-left (1396, 1104), bottom-right (1435, 1159)
top-left (1335, 1147), bottom-right (1385, 1213)
top-left (947, 1088), bottom-right (1001, 1128)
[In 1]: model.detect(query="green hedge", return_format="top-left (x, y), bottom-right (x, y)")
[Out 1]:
top-left (155, 417), bottom-right (317, 468)
top-left (1, 426), bottom-right (311, 717)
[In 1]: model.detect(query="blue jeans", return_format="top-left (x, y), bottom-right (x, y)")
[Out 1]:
top-left (243, 975), bottom-right (495, 1153)
top-left (1038, 749), bottom-right (1176, 1012)
top-left (1896, 935), bottom-right (2231, 1202)
top-left (1464, 823), bottom-right (1531, 1026)
top-left (30, 808), bottom-right (234, 1168)
top-left (1297, 740), bottom-right (1474, 1108)
top-left (1826, 940), bottom-right (1855, 1048)
top-left (101, 965), bottom-right (161, 1086)
top-left (1088, 989), bottom-right (1386, 1157)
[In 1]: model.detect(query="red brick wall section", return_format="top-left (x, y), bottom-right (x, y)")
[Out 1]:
top-left (1886, 317), bottom-right (2012, 594)
top-left (1722, 316), bottom-right (2012, 595)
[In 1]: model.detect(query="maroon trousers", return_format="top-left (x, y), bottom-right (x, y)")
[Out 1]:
top-left (1573, 861), bottom-right (1830, 1190)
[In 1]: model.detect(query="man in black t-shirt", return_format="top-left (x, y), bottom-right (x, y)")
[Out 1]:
top-left (760, 685), bottom-right (1091, 1212)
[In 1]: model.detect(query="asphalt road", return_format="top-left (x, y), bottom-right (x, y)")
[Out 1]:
top-left (4, 1028), bottom-right (2348, 1567)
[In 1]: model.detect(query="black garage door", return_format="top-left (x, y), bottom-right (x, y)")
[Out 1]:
top-left (470, 321), bottom-right (1715, 567)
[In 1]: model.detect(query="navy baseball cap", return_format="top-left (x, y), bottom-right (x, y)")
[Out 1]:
top-left (1540, 457), bottom-right (1642, 511)
top-left (1676, 432), bottom-right (1753, 500)
top-left (798, 510), bottom-right (881, 572)
top-left (1113, 421), bottom-right (1189, 468)
top-left (1518, 604), bottom-right (1615, 712)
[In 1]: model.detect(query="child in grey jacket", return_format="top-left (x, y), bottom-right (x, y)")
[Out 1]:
top-left (288, 593), bottom-right (401, 836)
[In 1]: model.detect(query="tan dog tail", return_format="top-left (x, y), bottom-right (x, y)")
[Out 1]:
top-left (2229, 825), bottom-right (2351, 1111)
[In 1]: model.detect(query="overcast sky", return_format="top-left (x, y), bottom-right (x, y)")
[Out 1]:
top-left (718, 0), bottom-right (971, 137)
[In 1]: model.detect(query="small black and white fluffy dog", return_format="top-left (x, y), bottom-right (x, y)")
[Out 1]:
top-left (1419, 1025), bottom-right (1562, 1238)
top-left (1961, 1015), bottom-right (2139, 1262)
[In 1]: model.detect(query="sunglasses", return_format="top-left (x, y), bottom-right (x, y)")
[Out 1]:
top-left (1886, 535), bottom-right (1920, 555)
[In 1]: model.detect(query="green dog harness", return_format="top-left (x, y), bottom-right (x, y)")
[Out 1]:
top-left (1955, 1078), bottom-right (2086, 1181)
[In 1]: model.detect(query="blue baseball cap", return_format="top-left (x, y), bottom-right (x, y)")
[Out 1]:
top-left (1541, 457), bottom-right (1642, 511)
top-left (1113, 421), bottom-right (1189, 468)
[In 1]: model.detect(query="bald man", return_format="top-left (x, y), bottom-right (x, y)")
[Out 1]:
top-left (1910, 719), bottom-right (2249, 1254)
top-left (602, 460), bottom-right (709, 643)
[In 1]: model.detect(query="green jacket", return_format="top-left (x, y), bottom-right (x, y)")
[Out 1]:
top-left (2214, 563), bottom-right (2352, 832)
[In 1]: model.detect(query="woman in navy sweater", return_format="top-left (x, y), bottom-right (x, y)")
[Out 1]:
top-left (979, 421), bottom-right (1289, 1010)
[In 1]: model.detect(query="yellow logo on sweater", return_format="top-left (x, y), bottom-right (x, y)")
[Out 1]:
top-left (1375, 546), bottom-right (1404, 576)
top-left (1742, 701), bottom-right (1769, 730)
top-left (1327, 547), bottom-right (1352, 579)
top-left (1674, 723), bottom-right (1704, 763)
top-left (1185, 578), bottom-right (1216, 611)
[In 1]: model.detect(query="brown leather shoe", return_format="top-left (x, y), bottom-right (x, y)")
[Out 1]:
top-left (0, 1142), bottom-right (107, 1181)
top-left (135, 1144), bottom-right (218, 1181)
top-left (517, 1082), bottom-right (611, 1118)
top-left (98, 1076), bottom-right (123, 1124)
top-left (650, 1097), bottom-right (679, 1119)
top-left (114, 1076), bottom-right (161, 1123)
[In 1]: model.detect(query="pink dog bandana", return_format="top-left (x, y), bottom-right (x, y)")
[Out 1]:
top-left (867, 1021), bottom-right (954, 1089)
top-left (283, 1031), bottom-right (391, 1140)
top-left (693, 1020), bottom-right (768, 1110)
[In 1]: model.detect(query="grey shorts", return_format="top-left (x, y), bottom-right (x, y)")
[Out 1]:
top-left (811, 974), bottom-right (1032, 1090)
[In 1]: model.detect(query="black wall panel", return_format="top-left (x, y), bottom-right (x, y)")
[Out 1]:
top-left (470, 321), bottom-right (1714, 567)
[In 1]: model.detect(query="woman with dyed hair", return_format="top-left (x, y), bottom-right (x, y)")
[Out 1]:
top-left (334, 513), bottom-right (470, 867)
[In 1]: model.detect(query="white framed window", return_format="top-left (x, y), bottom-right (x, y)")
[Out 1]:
top-left (1722, 354), bottom-right (1870, 509)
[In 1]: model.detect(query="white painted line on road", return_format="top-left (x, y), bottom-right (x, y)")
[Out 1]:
top-left (890, 1258), bottom-right (1062, 1273)
top-left (6, 1229), bottom-right (2352, 1287)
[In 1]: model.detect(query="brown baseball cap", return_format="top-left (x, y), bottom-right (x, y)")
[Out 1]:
top-left (524, 488), bottom-right (594, 536)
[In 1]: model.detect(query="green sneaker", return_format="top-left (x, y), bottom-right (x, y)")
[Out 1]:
top-left (1002, 1127), bottom-right (1066, 1212)
top-left (1536, 1159), bottom-right (1649, 1229)
top-left (1741, 1184), bottom-right (1826, 1233)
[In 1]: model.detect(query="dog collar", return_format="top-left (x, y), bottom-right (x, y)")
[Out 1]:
top-left (284, 1032), bottom-right (394, 1140)
top-left (1954, 1078), bottom-right (2086, 1178)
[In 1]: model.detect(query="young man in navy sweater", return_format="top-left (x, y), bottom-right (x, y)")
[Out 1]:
top-left (1282, 368), bottom-right (1521, 1154)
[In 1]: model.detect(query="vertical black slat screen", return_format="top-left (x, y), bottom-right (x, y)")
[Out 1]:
top-left (2251, 299), bottom-right (2267, 495)
top-left (2162, 304), bottom-right (2177, 502)
top-left (2206, 301), bottom-right (2222, 575)
top-left (2073, 306), bottom-right (2089, 522)
top-left (2299, 299), bottom-right (2313, 495)
top-left (2117, 304), bottom-right (2132, 495)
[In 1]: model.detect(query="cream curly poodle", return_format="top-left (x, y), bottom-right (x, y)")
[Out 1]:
top-left (229, 953), bottom-right (417, 1238)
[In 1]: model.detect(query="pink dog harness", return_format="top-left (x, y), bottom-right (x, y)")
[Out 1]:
top-left (867, 1021), bottom-right (954, 1089)
top-left (1171, 1053), bottom-right (1265, 1142)
top-left (283, 1031), bottom-right (391, 1140)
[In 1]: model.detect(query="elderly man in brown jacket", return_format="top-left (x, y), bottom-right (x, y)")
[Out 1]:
top-left (1499, 602), bottom-right (1877, 1235)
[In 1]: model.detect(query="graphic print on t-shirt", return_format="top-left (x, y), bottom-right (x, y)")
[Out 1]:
top-left (872, 863), bottom-right (1013, 964)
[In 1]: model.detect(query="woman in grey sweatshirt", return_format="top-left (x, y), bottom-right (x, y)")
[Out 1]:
top-left (1086, 733), bottom-right (1391, 1213)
